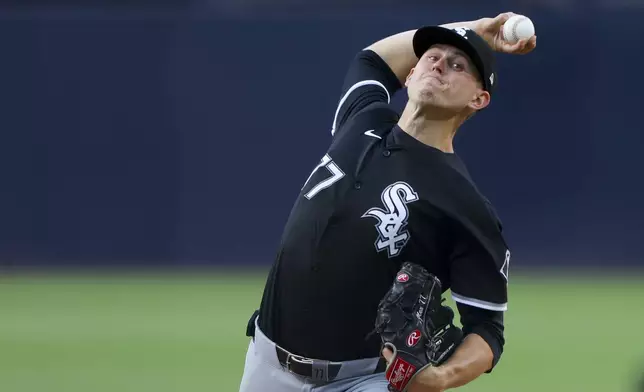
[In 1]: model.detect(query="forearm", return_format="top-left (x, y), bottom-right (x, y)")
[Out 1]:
top-left (364, 20), bottom-right (479, 84)
top-left (436, 333), bottom-right (494, 389)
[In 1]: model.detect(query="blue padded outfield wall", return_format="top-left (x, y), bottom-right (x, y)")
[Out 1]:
top-left (1, 1), bottom-right (643, 268)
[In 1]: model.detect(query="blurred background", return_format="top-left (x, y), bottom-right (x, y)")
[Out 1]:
top-left (1, 0), bottom-right (643, 391)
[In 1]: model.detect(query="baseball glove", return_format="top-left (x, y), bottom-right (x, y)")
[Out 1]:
top-left (373, 262), bottom-right (463, 392)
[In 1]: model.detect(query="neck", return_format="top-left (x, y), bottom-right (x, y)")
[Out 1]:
top-left (397, 102), bottom-right (464, 154)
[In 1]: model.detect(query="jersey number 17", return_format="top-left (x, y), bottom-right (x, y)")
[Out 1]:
top-left (302, 154), bottom-right (345, 200)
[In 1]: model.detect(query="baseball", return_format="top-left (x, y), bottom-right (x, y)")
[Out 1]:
top-left (502, 15), bottom-right (535, 44)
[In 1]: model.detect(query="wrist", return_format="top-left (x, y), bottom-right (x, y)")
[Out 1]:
top-left (433, 364), bottom-right (456, 390)
top-left (417, 365), bottom-right (449, 391)
top-left (470, 18), bottom-right (490, 36)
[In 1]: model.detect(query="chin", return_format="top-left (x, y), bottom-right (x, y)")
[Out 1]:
top-left (412, 90), bottom-right (440, 106)
top-left (417, 95), bottom-right (446, 109)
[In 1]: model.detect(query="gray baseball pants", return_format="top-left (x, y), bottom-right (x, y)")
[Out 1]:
top-left (239, 318), bottom-right (388, 392)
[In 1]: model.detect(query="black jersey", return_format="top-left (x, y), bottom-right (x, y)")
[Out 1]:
top-left (257, 49), bottom-right (511, 364)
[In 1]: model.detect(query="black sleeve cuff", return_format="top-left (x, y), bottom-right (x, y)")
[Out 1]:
top-left (468, 323), bottom-right (504, 372)
top-left (456, 302), bottom-right (506, 372)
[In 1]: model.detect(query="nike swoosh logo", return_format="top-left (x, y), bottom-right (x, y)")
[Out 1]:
top-left (364, 130), bottom-right (382, 139)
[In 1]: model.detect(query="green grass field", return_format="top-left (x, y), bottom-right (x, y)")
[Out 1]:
top-left (1, 270), bottom-right (643, 392)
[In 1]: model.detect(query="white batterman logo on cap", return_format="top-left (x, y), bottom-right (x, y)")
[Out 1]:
top-left (362, 181), bottom-right (419, 258)
top-left (453, 27), bottom-right (471, 38)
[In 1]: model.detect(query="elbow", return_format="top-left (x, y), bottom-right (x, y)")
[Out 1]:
top-left (465, 323), bottom-right (505, 372)
top-left (459, 305), bottom-right (506, 372)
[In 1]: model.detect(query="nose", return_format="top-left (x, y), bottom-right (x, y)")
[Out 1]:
top-left (431, 57), bottom-right (445, 74)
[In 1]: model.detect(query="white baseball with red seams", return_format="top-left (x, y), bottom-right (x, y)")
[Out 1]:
top-left (502, 15), bottom-right (535, 44)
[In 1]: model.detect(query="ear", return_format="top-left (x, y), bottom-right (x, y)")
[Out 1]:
top-left (468, 90), bottom-right (491, 111)
top-left (404, 68), bottom-right (416, 88)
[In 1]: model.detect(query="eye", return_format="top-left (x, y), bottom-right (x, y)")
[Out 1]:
top-left (427, 55), bottom-right (439, 62)
top-left (451, 61), bottom-right (465, 71)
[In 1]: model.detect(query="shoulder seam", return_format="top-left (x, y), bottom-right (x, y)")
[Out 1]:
top-left (331, 80), bottom-right (390, 136)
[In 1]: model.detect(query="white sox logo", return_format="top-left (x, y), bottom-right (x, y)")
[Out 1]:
top-left (362, 181), bottom-right (419, 258)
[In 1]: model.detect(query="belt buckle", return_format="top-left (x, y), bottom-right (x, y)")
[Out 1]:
top-left (286, 354), bottom-right (331, 382)
top-left (285, 353), bottom-right (309, 373)
top-left (284, 353), bottom-right (299, 375)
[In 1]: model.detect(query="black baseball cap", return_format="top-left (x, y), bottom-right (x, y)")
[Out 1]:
top-left (412, 26), bottom-right (497, 96)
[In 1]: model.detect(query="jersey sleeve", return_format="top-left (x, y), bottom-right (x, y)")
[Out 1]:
top-left (456, 302), bottom-right (505, 372)
top-left (449, 223), bottom-right (510, 312)
top-left (330, 50), bottom-right (402, 137)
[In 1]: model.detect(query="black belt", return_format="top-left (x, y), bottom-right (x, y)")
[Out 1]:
top-left (275, 345), bottom-right (343, 382)
top-left (247, 310), bottom-right (386, 382)
top-left (275, 345), bottom-right (387, 382)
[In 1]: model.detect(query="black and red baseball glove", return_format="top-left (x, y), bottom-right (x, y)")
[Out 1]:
top-left (373, 262), bottom-right (463, 392)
